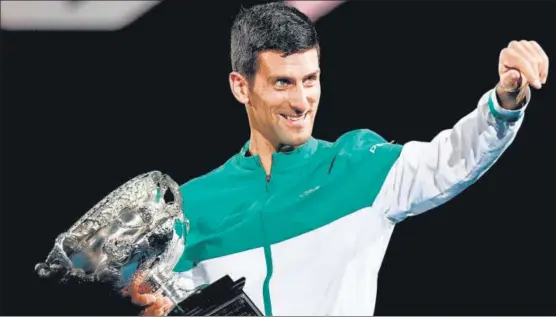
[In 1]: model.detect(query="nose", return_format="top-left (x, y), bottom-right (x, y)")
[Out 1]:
top-left (288, 87), bottom-right (311, 113)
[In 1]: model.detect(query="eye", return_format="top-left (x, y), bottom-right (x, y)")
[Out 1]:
top-left (304, 75), bottom-right (318, 85)
top-left (275, 78), bottom-right (291, 89)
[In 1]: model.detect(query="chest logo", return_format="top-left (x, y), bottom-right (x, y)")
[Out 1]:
top-left (300, 186), bottom-right (321, 197)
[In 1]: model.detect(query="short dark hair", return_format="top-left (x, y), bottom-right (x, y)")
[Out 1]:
top-left (230, 1), bottom-right (320, 82)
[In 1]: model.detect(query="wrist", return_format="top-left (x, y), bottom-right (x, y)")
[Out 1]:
top-left (487, 85), bottom-right (530, 123)
top-left (495, 83), bottom-right (529, 110)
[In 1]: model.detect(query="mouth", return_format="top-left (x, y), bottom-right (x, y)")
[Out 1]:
top-left (279, 112), bottom-right (309, 124)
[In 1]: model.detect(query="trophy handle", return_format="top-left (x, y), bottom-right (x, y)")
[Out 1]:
top-left (158, 174), bottom-right (183, 212)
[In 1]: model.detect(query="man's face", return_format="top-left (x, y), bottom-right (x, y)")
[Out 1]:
top-left (247, 48), bottom-right (321, 148)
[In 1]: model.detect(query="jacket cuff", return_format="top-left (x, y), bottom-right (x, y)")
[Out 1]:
top-left (487, 85), bottom-right (530, 123)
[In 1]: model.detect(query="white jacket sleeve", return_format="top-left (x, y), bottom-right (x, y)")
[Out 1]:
top-left (373, 86), bottom-right (530, 223)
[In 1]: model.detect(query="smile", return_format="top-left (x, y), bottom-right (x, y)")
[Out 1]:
top-left (280, 112), bottom-right (308, 121)
top-left (279, 112), bottom-right (309, 128)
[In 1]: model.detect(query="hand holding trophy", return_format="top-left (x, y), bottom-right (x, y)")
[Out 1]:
top-left (35, 171), bottom-right (262, 316)
top-left (124, 270), bottom-right (175, 315)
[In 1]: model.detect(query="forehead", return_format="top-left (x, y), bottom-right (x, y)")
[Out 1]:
top-left (257, 48), bottom-right (319, 77)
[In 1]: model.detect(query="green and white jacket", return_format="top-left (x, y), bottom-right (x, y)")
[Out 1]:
top-left (171, 87), bottom-right (529, 316)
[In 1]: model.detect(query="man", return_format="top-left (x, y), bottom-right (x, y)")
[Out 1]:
top-left (127, 2), bottom-right (549, 316)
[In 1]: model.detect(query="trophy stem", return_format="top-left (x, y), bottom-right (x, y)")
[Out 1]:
top-left (147, 272), bottom-right (187, 315)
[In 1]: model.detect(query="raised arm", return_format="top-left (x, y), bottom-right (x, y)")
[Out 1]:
top-left (373, 40), bottom-right (549, 223)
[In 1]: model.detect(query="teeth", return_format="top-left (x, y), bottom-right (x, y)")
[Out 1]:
top-left (283, 114), bottom-right (305, 121)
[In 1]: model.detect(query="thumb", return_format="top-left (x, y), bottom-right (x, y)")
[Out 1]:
top-left (500, 69), bottom-right (522, 92)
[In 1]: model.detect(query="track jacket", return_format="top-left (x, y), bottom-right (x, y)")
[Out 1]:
top-left (171, 87), bottom-right (530, 316)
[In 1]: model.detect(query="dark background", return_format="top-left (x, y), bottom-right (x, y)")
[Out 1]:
top-left (1, 0), bottom-right (555, 315)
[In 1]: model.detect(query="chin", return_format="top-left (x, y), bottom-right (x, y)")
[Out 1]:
top-left (281, 133), bottom-right (311, 148)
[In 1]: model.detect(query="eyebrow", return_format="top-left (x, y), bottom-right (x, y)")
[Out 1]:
top-left (303, 70), bottom-right (321, 80)
top-left (268, 69), bottom-right (321, 82)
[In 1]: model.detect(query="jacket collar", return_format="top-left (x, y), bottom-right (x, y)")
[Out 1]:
top-left (234, 137), bottom-right (319, 172)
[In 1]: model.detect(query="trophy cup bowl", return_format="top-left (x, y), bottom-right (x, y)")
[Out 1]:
top-left (35, 171), bottom-right (262, 316)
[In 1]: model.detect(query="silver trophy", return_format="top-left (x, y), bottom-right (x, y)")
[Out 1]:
top-left (35, 171), bottom-right (262, 316)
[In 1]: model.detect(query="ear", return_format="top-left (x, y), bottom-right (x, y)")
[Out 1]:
top-left (229, 72), bottom-right (250, 105)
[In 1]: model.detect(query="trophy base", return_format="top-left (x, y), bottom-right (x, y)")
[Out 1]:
top-left (168, 275), bottom-right (263, 316)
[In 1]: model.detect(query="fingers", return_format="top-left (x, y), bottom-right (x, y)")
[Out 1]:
top-left (500, 44), bottom-right (541, 89)
top-left (517, 40), bottom-right (549, 84)
top-left (141, 297), bottom-right (174, 316)
top-left (142, 296), bottom-right (165, 316)
top-left (499, 69), bottom-right (522, 93)
top-left (500, 40), bottom-right (549, 90)
top-left (529, 40), bottom-right (549, 83)
top-left (132, 292), bottom-right (158, 307)
top-left (160, 298), bottom-right (174, 316)
top-left (129, 276), bottom-right (157, 307)
top-left (126, 271), bottom-right (174, 316)
top-left (163, 298), bottom-right (175, 314)
top-left (508, 41), bottom-right (539, 81)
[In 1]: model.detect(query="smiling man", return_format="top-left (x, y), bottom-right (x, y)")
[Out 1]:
top-left (127, 2), bottom-right (549, 316)
top-left (231, 46), bottom-right (321, 172)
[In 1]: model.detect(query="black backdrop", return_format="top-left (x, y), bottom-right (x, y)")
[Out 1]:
top-left (1, 1), bottom-right (555, 315)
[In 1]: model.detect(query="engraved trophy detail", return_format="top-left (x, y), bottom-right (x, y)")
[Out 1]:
top-left (35, 171), bottom-right (262, 316)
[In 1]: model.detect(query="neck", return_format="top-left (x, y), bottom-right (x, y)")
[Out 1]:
top-left (248, 130), bottom-right (276, 175)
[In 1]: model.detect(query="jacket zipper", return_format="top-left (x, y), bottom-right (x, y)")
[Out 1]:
top-left (260, 171), bottom-right (274, 316)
